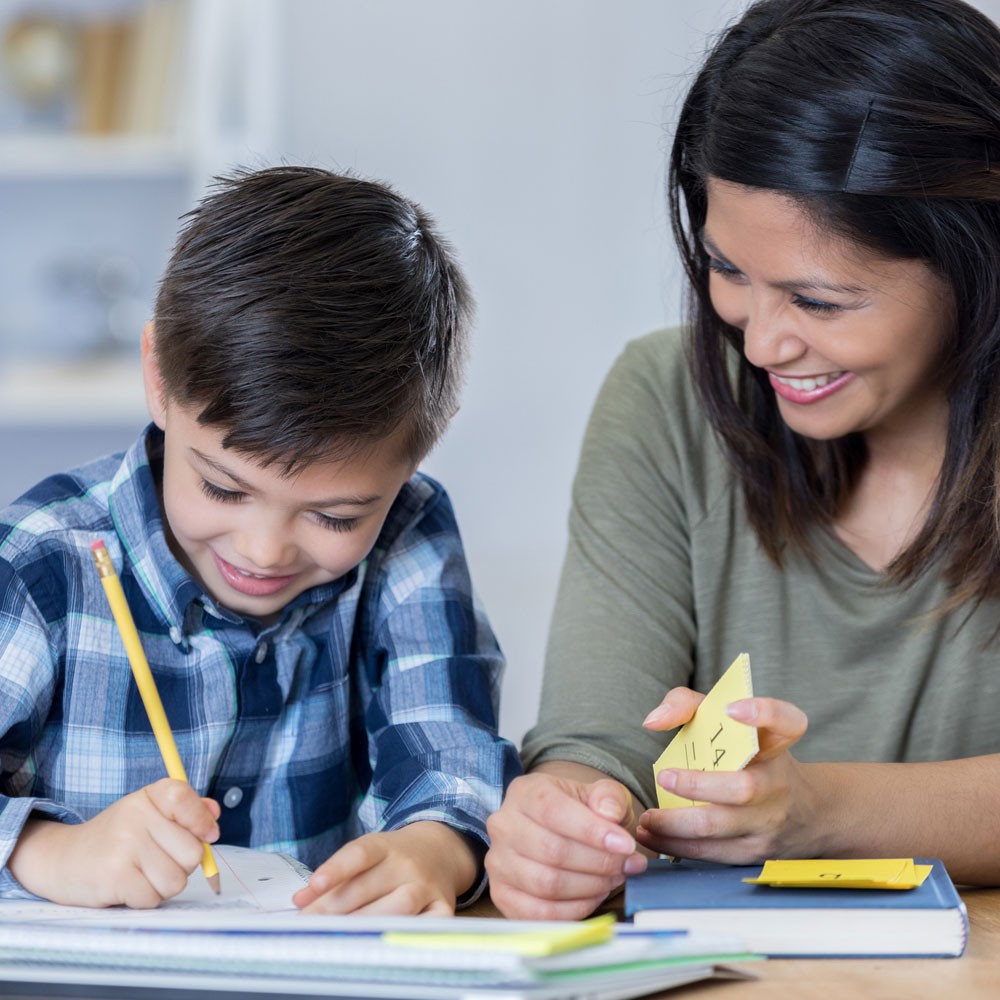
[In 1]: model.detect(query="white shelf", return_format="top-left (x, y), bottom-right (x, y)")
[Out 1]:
top-left (0, 356), bottom-right (147, 425)
top-left (0, 133), bottom-right (194, 179)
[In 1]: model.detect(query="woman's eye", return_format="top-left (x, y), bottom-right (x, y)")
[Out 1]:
top-left (793, 295), bottom-right (841, 315)
top-left (314, 513), bottom-right (359, 533)
top-left (199, 480), bottom-right (245, 504)
top-left (706, 257), bottom-right (744, 280)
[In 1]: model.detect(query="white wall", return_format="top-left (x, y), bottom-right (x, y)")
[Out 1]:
top-left (280, 0), bottom-right (746, 744)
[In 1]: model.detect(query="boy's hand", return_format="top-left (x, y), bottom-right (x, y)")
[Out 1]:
top-left (638, 692), bottom-right (812, 863)
top-left (485, 766), bottom-right (648, 921)
top-left (7, 778), bottom-right (220, 909)
top-left (293, 821), bottom-right (477, 916)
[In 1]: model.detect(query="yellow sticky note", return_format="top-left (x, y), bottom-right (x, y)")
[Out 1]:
top-left (653, 652), bottom-right (758, 808)
top-left (383, 913), bottom-right (615, 957)
top-left (742, 858), bottom-right (933, 889)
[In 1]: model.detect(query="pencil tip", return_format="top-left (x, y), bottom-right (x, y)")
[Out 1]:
top-left (207, 873), bottom-right (221, 895)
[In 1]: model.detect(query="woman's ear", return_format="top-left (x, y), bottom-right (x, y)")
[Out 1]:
top-left (141, 322), bottom-right (168, 429)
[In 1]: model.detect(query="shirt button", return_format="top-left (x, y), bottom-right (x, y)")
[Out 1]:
top-left (169, 626), bottom-right (183, 644)
top-left (223, 787), bottom-right (243, 809)
top-left (254, 642), bottom-right (268, 663)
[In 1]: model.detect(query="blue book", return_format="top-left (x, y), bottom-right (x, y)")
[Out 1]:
top-left (625, 859), bottom-right (968, 957)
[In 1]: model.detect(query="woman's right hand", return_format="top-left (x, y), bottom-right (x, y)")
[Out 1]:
top-left (484, 764), bottom-right (648, 920)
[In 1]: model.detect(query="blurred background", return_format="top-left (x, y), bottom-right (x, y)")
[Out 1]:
top-left (2, 0), bottom-right (998, 745)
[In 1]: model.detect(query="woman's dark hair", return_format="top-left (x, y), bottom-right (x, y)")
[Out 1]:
top-left (669, 0), bottom-right (1000, 613)
top-left (154, 166), bottom-right (472, 470)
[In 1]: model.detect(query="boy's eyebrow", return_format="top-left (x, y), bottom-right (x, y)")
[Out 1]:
top-left (700, 232), bottom-right (869, 296)
top-left (191, 449), bottom-right (382, 507)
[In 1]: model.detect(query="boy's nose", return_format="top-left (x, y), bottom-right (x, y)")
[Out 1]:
top-left (234, 529), bottom-right (294, 571)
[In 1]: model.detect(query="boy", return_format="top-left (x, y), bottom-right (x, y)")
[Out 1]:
top-left (0, 166), bottom-right (520, 913)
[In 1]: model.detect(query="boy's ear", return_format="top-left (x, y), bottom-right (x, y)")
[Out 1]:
top-left (141, 322), bottom-right (168, 429)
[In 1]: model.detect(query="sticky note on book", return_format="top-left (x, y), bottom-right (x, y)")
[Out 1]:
top-left (743, 858), bottom-right (933, 890)
top-left (653, 652), bottom-right (759, 809)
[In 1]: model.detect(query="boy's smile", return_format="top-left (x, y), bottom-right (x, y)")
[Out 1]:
top-left (211, 551), bottom-right (299, 599)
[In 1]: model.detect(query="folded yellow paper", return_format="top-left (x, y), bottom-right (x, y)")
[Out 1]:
top-left (742, 858), bottom-right (933, 889)
top-left (653, 652), bottom-right (759, 808)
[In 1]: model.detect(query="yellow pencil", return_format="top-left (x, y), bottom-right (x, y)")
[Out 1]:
top-left (89, 540), bottom-right (220, 894)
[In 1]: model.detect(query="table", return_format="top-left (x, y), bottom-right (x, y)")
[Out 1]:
top-left (470, 886), bottom-right (1000, 997)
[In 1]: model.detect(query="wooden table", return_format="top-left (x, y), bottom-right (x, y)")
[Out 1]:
top-left (471, 886), bottom-right (1000, 997)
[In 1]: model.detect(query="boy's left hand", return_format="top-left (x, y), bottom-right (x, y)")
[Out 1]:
top-left (292, 821), bottom-right (478, 915)
top-left (638, 690), bottom-right (813, 863)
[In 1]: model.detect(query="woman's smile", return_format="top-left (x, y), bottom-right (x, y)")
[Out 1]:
top-left (767, 370), bottom-right (855, 405)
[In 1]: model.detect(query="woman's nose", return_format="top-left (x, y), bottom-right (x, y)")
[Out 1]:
top-left (740, 294), bottom-right (806, 370)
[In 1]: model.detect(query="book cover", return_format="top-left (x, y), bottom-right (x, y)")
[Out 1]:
top-left (625, 858), bottom-right (968, 958)
top-left (116, 0), bottom-right (188, 135)
top-left (76, 18), bottom-right (130, 134)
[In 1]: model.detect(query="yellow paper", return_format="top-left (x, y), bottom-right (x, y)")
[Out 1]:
top-left (742, 858), bottom-right (933, 889)
top-left (653, 652), bottom-right (759, 808)
top-left (382, 913), bottom-right (615, 957)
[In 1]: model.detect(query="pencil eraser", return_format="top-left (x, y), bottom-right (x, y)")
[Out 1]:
top-left (90, 540), bottom-right (107, 552)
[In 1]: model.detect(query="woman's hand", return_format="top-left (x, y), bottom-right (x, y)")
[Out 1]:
top-left (639, 688), bottom-right (813, 863)
top-left (484, 764), bottom-right (648, 921)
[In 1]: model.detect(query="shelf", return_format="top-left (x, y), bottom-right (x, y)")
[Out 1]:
top-left (0, 355), bottom-right (147, 425)
top-left (0, 133), bottom-right (194, 179)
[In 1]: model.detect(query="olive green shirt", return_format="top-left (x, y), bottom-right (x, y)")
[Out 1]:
top-left (521, 328), bottom-right (1000, 809)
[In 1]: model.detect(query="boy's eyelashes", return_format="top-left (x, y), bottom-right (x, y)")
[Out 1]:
top-left (199, 479), bottom-right (244, 504)
top-left (198, 478), bottom-right (360, 532)
top-left (312, 512), bottom-right (360, 533)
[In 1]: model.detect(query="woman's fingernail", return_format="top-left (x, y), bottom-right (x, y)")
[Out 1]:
top-left (596, 798), bottom-right (621, 819)
top-left (727, 699), bottom-right (754, 722)
top-left (604, 829), bottom-right (635, 854)
top-left (643, 702), bottom-right (671, 727)
top-left (657, 769), bottom-right (678, 791)
top-left (624, 854), bottom-right (648, 876)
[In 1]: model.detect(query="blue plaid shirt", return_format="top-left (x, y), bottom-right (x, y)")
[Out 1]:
top-left (0, 426), bottom-right (520, 901)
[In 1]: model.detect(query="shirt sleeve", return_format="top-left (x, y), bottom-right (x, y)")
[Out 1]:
top-left (0, 559), bottom-right (84, 898)
top-left (355, 482), bottom-right (523, 906)
top-left (520, 332), bottom-right (702, 809)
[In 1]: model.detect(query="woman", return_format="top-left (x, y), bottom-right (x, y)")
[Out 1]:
top-left (486, 0), bottom-right (1000, 920)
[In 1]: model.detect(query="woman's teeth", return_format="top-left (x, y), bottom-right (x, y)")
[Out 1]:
top-left (773, 372), bottom-right (843, 391)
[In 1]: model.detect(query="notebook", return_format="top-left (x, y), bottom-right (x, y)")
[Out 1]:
top-left (625, 858), bottom-right (968, 957)
top-left (0, 847), bottom-right (756, 999)
top-left (0, 916), bottom-right (754, 1000)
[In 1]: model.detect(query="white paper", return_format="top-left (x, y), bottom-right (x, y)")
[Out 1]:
top-left (0, 844), bottom-right (311, 923)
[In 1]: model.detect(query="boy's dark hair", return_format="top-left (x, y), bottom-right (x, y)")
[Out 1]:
top-left (153, 166), bottom-right (473, 468)
top-left (669, 0), bottom-right (1000, 615)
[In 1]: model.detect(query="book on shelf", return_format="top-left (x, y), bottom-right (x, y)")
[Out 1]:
top-left (74, 0), bottom-right (187, 137)
top-left (116, 0), bottom-right (187, 134)
top-left (0, 845), bottom-right (757, 1000)
top-left (76, 17), bottom-right (129, 134)
top-left (625, 857), bottom-right (968, 958)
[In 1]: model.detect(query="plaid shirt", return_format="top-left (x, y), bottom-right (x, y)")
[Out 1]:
top-left (0, 426), bottom-right (519, 901)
